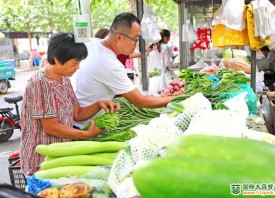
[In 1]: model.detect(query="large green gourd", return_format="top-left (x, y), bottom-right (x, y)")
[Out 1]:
top-left (133, 158), bottom-right (275, 198)
top-left (132, 135), bottom-right (275, 198)
top-left (165, 135), bottom-right (275, 165)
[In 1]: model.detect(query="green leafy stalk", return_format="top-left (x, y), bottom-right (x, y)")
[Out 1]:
top-left (82, 111), bottom-right (120, 130)
top-left (95, 111), bottom-right (120, 129)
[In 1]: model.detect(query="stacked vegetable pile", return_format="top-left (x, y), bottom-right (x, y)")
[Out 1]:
top-left (133, 135), bottom-right (275, 198)
top-left (178, 69), bottom-right (249, 95)
top-left (35, 141), bottom-right (126, 179)
top-left (175, 69), bottom-right (251, 106)
top-left (85, 97), bottom-right (164, 142)
top-left (160, 78), bottom-right (185, 96)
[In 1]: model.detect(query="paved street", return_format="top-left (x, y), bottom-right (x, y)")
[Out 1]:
top-left (0, 67), bottom-right (38, 185)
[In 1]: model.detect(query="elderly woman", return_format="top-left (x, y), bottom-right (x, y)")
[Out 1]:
top-left (20, 32), bottom-right (120, 176)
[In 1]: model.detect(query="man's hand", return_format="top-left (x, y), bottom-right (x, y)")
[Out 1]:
top-left (98, 100), bottom-right (120, 113)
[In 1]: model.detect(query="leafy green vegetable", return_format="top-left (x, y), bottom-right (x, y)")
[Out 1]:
top-left (219, 71), bottom-right (250, 84)
top-left (89, 129), bottom-right (136, 142)
top-left (82, 111), bottom-right (120, 130)
top-left (177, 69), bottom-right (208, 83)
top-left (216, 68), bottom-right (234, 79)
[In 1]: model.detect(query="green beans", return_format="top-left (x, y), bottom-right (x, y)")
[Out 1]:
top-left (88, 97), bottom-right (164, 142)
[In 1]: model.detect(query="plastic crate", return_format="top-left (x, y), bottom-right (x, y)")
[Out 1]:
top-left (8, 158), bottom-right (27, 190)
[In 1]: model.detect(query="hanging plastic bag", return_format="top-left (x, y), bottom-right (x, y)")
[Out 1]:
top-left (245, 3), bottom-right (271, 51)
top-left (252, 0), bottom-right (275, 40)
top-left (212, 0), bottom-right (246, 31)
top-left (212, 24), bottom-right (250, 47)
top-left (255, 71), bottom-right (265, 92)
top-left (147, 50), bottom-right (162, 74)
top-left (149, 76), bottom-right (163, 93)
top-left (182, 20), bottom-right (197, 42)
top-left (141, 6), bottom-right (161, 43)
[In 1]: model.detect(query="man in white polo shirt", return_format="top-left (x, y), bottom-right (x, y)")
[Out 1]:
top-left (74, 12), bottom-right (173, 128)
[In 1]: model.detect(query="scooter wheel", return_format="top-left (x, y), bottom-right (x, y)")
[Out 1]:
top-left (0, 81), bottom-right (8, 94)
top-left (0, 122), bottom-right (14, 142)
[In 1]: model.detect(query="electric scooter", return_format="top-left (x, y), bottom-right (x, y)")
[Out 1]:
top-left (0, 95), bottom-right (22, 142)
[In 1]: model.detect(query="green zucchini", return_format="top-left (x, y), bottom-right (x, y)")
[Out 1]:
top-left (40, 154), bottom-right (115, 170)
top-left (133, 157), bottom-right (275, 198)
top-left (35, 166), bottom-right (96, 179)
top-left (36, 141), bottom-right (127, 157)
top-left (165, 135), bottom-right (275, 165)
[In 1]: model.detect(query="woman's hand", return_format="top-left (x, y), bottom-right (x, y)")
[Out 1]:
top-left (87, 120), bottom-right (103, 137)
top-left (98, 100), bottom-right (120, 113)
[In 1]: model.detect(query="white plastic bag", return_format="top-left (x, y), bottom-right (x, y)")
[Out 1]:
top-left (182, 20), bottom-right (197, 42)
top-left (141, 6), bottom-right (161, 43)
top-left (212, 0), bottom-right (246, 31)
top-left (147, 50), bottom-right (162, 73)
top-left (256, 71), bottom-right (265, 92)
top-left (252, 0), bottom-right (275, 40)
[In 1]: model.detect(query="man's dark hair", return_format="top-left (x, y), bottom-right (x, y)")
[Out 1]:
top-left (110, 12), bottom-right (140, 34)
top-left (260, 46), bottom-right (270, 52)
top-left (47, 32), bottom-right (88, 65)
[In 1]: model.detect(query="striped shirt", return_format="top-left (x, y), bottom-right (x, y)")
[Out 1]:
top-left (20, 70), bottom-right (78, 176)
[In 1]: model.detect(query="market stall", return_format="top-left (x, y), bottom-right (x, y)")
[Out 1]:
top-left (8, 63), bottom-right (275, 197)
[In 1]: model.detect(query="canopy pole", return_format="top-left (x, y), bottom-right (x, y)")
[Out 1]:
top-left (178, 1), bottom-right (188, 70)
top-left (251, 50), bottom-right (256, 92)
top-left (136, 0), bottom-right (148, 91)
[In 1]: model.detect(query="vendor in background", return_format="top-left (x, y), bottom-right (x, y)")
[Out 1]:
top-left (20, 32), bottom-right (120, 176)
top-left (74, 12), bottom-right (174, 129)
top-left (261, 46), bottom-right (275, 71)
top-left (147, 29), bottom-right (175, 93)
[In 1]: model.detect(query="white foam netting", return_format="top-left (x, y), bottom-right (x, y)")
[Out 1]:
top-left (107, 148), bottom-right (135, 195)
top-left (184, 109), bottom-right (250, 137)
top-left (174, 93), bottom-right (212, 135)
top-left (108, 115), bottom-right (180, 198)
top-left (183, 109), bottom-right (275, 145)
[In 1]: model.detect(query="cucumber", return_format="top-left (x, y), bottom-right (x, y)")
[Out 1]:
top-left (40, 154), bottom-right (115, 170)
top-left (165, 135), bottom-right (275, 165)
top-left (133, 158), bottom-right (275, 198)
top-left (35, 166), bottom-right (95, 179)
top-left (36, 141), bottom-right (126, 157)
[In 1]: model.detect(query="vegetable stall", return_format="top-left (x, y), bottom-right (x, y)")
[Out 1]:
top-left (20, 63), bottom-right (275, 197)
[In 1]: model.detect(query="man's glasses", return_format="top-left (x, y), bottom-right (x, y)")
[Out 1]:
top-left (116, 32), bottom-right (140, 43)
